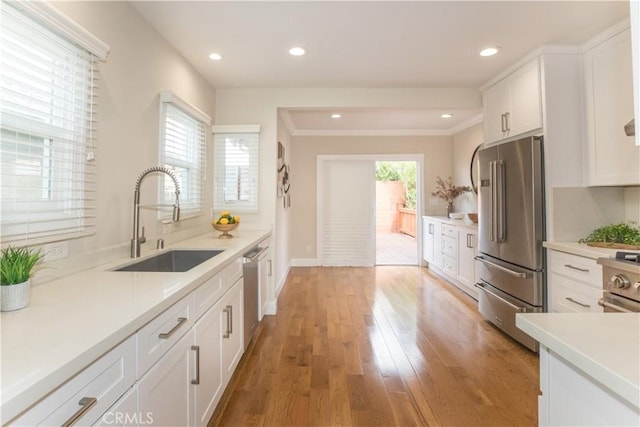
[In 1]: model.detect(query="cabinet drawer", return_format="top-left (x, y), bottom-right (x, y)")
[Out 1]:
top-left (138, 294), bottom-right (195, 376)
top-left (224, 257), bottom-right (243, 287)
top-left (194, 271), bottom-right (224, 319)
top-left (442, 235), bottom-right (457, 257)
top-left (442, 254), bottom-right (457, 277)
top-left (550, 273), bottom-right (603, 313)
top-left (442, 224), bottom-right (457, 238)
top-left (11, 336), bottom-right (136, 427)
top-left (548, 250), bottom-right (602, 289)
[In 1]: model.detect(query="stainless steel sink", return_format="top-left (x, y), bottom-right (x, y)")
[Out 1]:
top-left (114, 249), bottom-right (224, 272)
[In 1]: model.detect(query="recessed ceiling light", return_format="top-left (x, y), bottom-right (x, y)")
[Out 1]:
top-left (480, 47), bottom-right (500, 57)
top-left (208, 53), bottom-right (222, 61)
top-left (331, 114), bottom-right (341, 119)
top-left (289, 47), bottom-right (306, 56)
top-left (441, 113), bottom-right (453, 119)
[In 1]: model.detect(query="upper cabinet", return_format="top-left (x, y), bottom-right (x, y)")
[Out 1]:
top-left (583, 25), bottom-right (640, 186)
top-left (483, 58), bottom-right (542, 144)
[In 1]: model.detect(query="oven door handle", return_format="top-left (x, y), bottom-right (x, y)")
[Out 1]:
top-left (474, 256), bottom-right (527, 278)
top-left (598, 298), bottom-right (634, 313)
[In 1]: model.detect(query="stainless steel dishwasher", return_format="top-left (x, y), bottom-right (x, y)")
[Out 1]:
top-left (242, 245), bottom-right (267, 350)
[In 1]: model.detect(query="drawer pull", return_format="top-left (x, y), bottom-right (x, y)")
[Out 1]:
top-left (62, 397), bottom-right (97, 427)
top-left (565, 297), bottom-right (590, 308)
top-left (191, 345), bottom-right (200, 385)
top-left (158, 317), bottom-right (188, 339)
top-left (563, 264), bottom-right (589, 273)
top-left (223, 307), bottom-right (231, 338)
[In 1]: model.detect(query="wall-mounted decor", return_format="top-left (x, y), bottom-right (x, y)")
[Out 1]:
top-left (277, 141), bottom-right (291, 208)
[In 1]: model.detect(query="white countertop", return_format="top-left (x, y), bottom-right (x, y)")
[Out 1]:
top-left (516, 313), bottom-right (640, 409)
top-left (544, 241), bottom-right (640, 259)
top-left (423, 215), bottom-right (478, 228)
top-left (0, 229), bottom-right (270, 424)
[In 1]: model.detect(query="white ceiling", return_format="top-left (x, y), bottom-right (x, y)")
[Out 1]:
top-left (132, 1), bottom-right (630, 135)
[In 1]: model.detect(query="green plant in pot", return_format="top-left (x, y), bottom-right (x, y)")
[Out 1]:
top-left (0, 246), bottom-right (44, 312)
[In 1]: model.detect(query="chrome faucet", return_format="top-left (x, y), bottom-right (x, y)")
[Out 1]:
top-left (131, 166), bottom-right (181, 258)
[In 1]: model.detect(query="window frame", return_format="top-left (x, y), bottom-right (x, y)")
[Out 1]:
top-left (158, 91), bottom-right (210, 220)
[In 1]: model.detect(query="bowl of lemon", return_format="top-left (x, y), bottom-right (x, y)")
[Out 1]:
top-left (212, 211), bottom-right (240, 238)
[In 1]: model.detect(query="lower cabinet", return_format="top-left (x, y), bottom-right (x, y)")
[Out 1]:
top-left (422, 216), bottom-right (478, 299)
top-left (220, 279), bottom-right (244, 383)
top-left (539, 347), bottom-right (640, 426)
top-left (138, 331), bottom-right (194, 427)
top-left (548, 250), bottom-right (603, 313)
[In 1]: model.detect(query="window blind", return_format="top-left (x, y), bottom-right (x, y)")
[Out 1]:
top-left (0, 2), bottom-right (108, 245)
top-left (159, 92), bottom-right (209, 217)
top-left (212, 127), bottom-right (260, 213)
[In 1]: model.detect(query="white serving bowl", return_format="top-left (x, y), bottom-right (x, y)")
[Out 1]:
top-left (449, 212), bottom-right (464, 220)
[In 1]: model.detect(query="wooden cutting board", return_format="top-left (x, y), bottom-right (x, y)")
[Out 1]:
top-left (586, 242), bottom-right (640, 250)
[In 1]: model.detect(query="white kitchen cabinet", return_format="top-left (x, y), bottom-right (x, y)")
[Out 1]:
top-left (422, 216), bottom-right (478, 299)
top-left (422, 216), bottom-right (442, 268)
top-left (258, 239), bottom-right (272, 320)
top-left (138, 330), bottom-right (194, 427)
top-left (220, 278), bottom-right (244, 383)
top-left (10, 336), bottom-right (136, 427)
top-left (584, 25), bottom-right (640, 186)
top-left (94, 386), bottom-right (139, 427)
top-left (457, 226), bottom-right (478, 298)
top-left (192, 296), bottom-right (224, 426)
top-left (548, 250), bottom-right (603, 313)
top-left (539, 347), bottom-right (640, 426)
top-left (483, 57), bottom-right (542, 143)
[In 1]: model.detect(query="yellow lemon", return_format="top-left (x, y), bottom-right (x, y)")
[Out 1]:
top-left (219, 217), bottom-right (229, 225)
top-left (221, 211), bottom-right (230, 217)
top-left (233, 215), bottom-right (240, 223)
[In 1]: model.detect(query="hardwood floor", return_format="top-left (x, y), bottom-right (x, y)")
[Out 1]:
top-left (210, 266), bottom-right (539, 426)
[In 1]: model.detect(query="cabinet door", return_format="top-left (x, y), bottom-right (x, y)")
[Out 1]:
top-left (585, 28), bottom-right (639, 185)
top-left (258, 248), bottom-right (270, 320)
top-left (457, 228), bottom-right (478, 297)
top-left (508, 58), bottom-right (542, 136)
top-left (483, 77), bottom-right (511, 143)
top-left (422, 218), bottom-right (435, 263)
top-left (221, 279), bottom-right (244, 383)
top-left (94, 386), bottom-right (139, 427)
top-left (138, 331), bottom-right (193, 427)
top-left (192, 302), bottom-right (224, 427)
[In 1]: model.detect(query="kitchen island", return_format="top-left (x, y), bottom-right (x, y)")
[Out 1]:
top-left (0, 229), bottom-right (270, 425)
top-left (516, 313), bottom-right (640, 426)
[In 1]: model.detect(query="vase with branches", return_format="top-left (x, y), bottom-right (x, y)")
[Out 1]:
top-left (432, 176), bottom-right (472, 215)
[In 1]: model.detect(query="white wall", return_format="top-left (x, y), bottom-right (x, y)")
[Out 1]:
top-left (452, 122), bottom-right (483, 214)
top-left (34, 2), bottom-right (217, 282)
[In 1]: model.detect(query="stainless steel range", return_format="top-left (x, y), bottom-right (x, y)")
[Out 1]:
top-left (596, 252), bottom-right (640, 313)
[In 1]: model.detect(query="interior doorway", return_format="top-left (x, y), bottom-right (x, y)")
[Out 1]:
top-left (375, 160), bottom-right (418, 265)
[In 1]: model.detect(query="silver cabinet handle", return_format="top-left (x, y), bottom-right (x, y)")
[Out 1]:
top-left (227, 305), bottom-right (233, 334)
top-left (268, 259), bottom-right (272, 277)
top-left (223, 307), bottom-right (231, 338)
top-left (62, 397), bottom-right (97, 427)
top-left (475, 256), bottom-right (527, 278)
top-left (466, 233), bottom-right (473, 248)
top-left (504, 112), bottom-right (510, 131)
top-left (565, 297), bottom-right (590, 308)
top-left (429, 223), bottom-right (434, 234)
top-left (564, 264), bottom-right (589, 273)
top-left (500, 113), bottom-right (506, 133)
top-left (158, 317), bottom-right (187, 339)
top-left (191, 345), bottom-right (200, 385)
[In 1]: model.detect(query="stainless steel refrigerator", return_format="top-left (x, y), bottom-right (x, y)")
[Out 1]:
top-left (475, 135), bottom-right (545, 351)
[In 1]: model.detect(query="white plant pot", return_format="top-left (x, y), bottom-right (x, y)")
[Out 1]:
top-left (1, 280), bottom-right (30, 312)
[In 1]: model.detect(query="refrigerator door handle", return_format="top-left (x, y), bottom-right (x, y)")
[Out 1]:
top-left (490, 160), bottom-right (498, 242)
top-left (496, 160), bottom-right (506, 242)
top-left (474, 255), bottom-right (527, 278)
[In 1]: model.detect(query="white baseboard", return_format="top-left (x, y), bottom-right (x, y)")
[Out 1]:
top-left (290, 258), bottom-right (319, 267)
top-left (264, 300), bottom-right (277, 315)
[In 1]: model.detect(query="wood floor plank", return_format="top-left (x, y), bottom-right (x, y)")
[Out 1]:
top-left (210, 266), bottom-right (538, 427)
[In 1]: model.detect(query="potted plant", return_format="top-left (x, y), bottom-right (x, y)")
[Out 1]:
top-left (0, 246), bottom-right (44, 312)
top-left (432, 176), bottom-right (472, 216)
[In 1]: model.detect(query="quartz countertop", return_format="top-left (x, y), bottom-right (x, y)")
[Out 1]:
top-left (0, 229), bottom-right (270, 424)
top-left (516, 312), bottom-right (640, 409)
top-left (423, 215), bottom-right (478, 228)
top-left (543, 241), bottom-right (640, 260)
